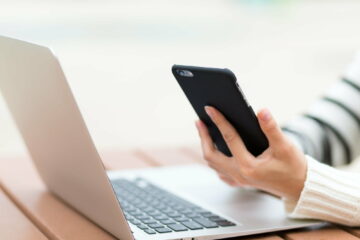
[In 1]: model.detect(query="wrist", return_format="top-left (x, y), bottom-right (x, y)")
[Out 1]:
top-left (285, 153), bottom-right (308, 201)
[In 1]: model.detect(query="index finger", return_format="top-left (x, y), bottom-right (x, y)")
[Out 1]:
top-left (204, 106), bottom-right (252, 164)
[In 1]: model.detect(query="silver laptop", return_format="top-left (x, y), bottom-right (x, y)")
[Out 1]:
top-left (0, 36), bottom-right (321, 240)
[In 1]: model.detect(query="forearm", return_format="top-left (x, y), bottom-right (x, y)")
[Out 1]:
top-left (283, 155), bottom-right (360, 226)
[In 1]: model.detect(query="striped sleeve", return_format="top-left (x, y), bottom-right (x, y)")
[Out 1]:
top-left (282, 52), bottom-right (360, 166)
top-left (283, 155), bottom-right (360, 226)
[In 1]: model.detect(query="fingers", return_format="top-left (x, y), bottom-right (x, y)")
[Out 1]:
top-left (218, 173), bottom-right (238, 186)
top-left (195, 119), bottom-right (235, 172)
top-left (195, 120), bottom-right (222, 162)
top-left (257, 108), bottom-right (287, 148)
top-left (204, 106), bottom-right (252, 162)
top-left (195, 118), bottom-right (249, 186)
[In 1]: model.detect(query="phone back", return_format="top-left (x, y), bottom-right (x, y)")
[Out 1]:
top-left (172, 65), bottom-right (269, 157)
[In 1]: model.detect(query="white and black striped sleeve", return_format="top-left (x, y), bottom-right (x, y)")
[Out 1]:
top-left (282, 52), bottom-right (360, 166)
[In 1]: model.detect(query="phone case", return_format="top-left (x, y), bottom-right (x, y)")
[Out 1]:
top-left (172, 65), bottom-right (269, 157)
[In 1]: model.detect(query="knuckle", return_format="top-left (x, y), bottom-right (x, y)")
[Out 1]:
top-left (218, 174), bottom-right (225, 179)
top-left (212, 117), bottom-right (219, 125)
top-left (203, 151), bottom-right (213, 161)
top-left (207, 161), bottom-right (214, 168)
top-left (222, 131), bottom-right (236, 143)
top-left (240, 166), bottom-right (256, 179)
top-left (219, 175), bottom-right (229, 182)
top-left (281, 142), bottom-right (295, 155)
top-left (266, 120), bottom-right (277, 133)
top-left (207, 162), bottom-right (218, 171)
top-left (235, 179), bottom-right (247, 186)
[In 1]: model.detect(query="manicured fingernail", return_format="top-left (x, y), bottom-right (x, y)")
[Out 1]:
top-left (205, 106), bottom-right (213, 118)
top-left (260, 109), bottom-right (272, 122)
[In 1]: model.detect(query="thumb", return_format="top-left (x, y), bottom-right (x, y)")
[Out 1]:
top-left (257, 108), bottom-right (286, 148)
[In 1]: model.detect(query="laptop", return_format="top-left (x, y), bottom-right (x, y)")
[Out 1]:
top-left (0, 36), bottom-right (321, 240)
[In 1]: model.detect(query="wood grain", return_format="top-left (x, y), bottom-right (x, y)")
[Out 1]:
top-left (2, 147), bottom-right (360, 240)
top-left (0, 154), bottom-right (116, 240)
top-left (342, 227), bottom-right (360, 238)
top-left (283, 226), bottom-right (360, 240)
top-left (0, 188), bottom-right (48, 240)
top-left (240, 236), bottom-right (284, 240)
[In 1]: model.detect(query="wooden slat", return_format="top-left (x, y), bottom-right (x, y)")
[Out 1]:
top-left (241, 236), bottom-right (283, 240)
top-left (3, 148), bottom-right (358, 240)
top-left (283, 226), bottom-right (360, 240)
top-left (0, 188), bottom-right (48, 240)
top-left (0, 154), bottom-right (116, 240)
top-left (343, 227), bottom-right (360, 238)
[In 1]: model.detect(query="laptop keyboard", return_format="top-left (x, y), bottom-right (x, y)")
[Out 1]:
top-left (112, 178), bottom-right (236, 235)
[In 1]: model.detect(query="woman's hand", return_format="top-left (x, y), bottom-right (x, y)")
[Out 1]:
top-left (195, 106), bottom-right (307, 201)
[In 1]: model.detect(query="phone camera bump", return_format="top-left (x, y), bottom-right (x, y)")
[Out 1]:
top-left (177, 69), bottom-right (193, 77)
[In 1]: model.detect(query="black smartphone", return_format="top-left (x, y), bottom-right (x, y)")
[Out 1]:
top-left (172, 65), bottom-right (269, 157)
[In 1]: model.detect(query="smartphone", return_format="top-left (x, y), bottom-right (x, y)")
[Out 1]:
top-left (172, 65), bottom-right (269, 157)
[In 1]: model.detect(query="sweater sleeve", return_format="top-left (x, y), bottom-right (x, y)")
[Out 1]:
top-left (283, 155), bottom-right (360, 226)
top-left (282, 51), bottom-right (360, 166)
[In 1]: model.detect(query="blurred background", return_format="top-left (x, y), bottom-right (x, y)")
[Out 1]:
top-left (1, 0), bottom-right (360, 155)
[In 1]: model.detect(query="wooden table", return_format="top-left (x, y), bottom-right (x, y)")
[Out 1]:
top-left (1, 145), bottom-right (359, 240)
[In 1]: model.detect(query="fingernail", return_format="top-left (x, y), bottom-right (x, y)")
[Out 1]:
top-left (259, 109), bottom-right (272, 122)
top-left (205, 106), bottom-right (213, 118)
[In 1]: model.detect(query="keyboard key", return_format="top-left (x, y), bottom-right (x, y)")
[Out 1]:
top-left (160, 207), bottom-right (173, 213)
top-left (196, 209), bottom-right (211, 214)
top-left (148, 210), bottom-right (162, 216)
top-left (144, 229), bottom-right (156, 234)
top-left (167, 223), bottom-right (188, 232)
top-left (193, 217), bottom-right (218, 228)
top-left (201, 212), bottom-right (218, 218)
top-left (185, 213), bottom-right (200, 218)
top-left (208, 216), bottom-right (226, 222)
top-left (216, 220), bottom-right (236, 227)
top-left (148, 223), bottom-right (165, 229)
top-left (112, 178), bottom-right (236, 234)
top-left (155, 227), bottom-right (172, 233)
top-left (142, 207), bottom-right (155, 213)
top-left (128, 209), bottom-right (141, 214)
top-left (173, 216), bottom-right (188, 222)
top-left (166, 212), bottom-right (182, 218)
top-left (142, 219), bottom-right (157, 224)
top-left (129, 219), bottom-right (141, 225)
top-left (182, 221), bottom-right (203, 230)
top-left (136, 215), bottom-right (150, 220)
top-left (179, 209), bottom-right (193, 214)
top-left (137, 224), bottom-right (149, 230)
top-left (126, 216), bottom-right (134, 221)
top-left (190, 206), bottom-right (202, 210)
top-left (153, 214), bottom-right (169, 220)
top-left (136, 202), bottom-right (148, 209)
top-left (160, 219), bottom-right (176, 225)
top-left (153, 203), bottom-right (167, 210)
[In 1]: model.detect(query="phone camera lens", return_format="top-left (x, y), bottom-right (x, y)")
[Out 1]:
top-left (177, 69), bottom-right (193, 77)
